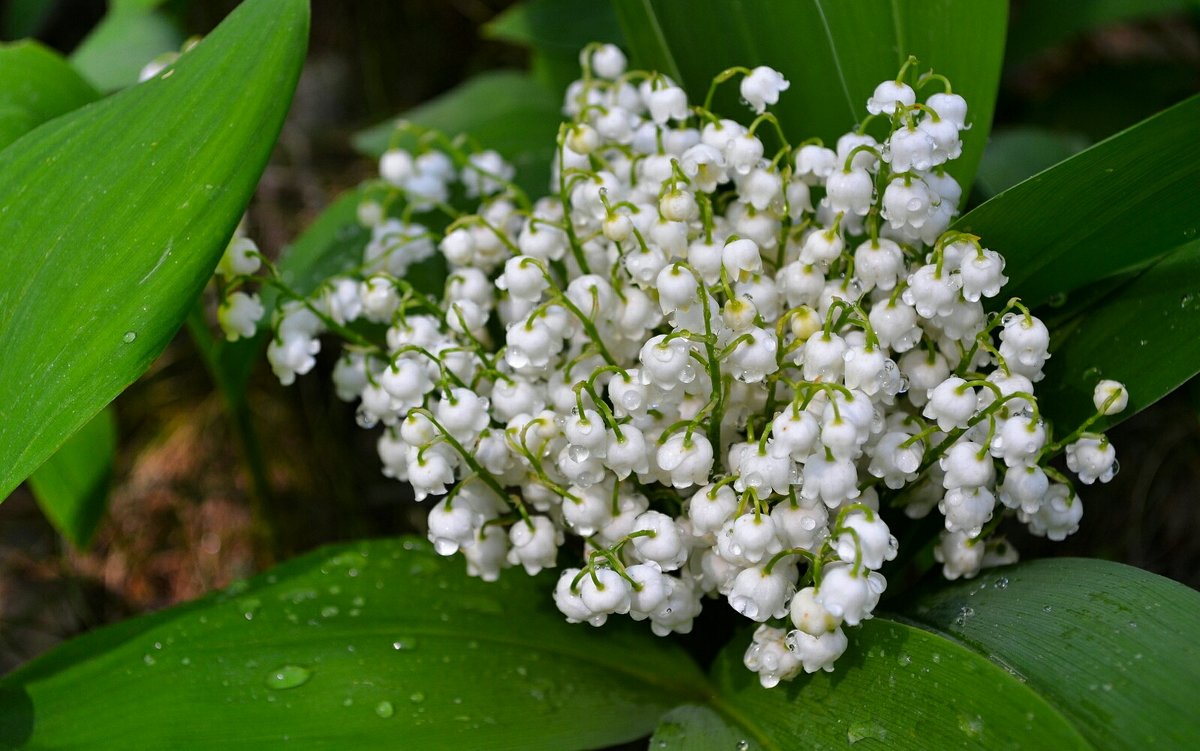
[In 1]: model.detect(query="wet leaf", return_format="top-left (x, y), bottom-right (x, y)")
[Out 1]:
top-left (0, 538), bottom-right (708, 750)
top-left (0, 0), bottom-right (309, 500)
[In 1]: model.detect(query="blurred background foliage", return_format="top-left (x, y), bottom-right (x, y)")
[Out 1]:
top-left (0, 0), bottom-right (1197, 676)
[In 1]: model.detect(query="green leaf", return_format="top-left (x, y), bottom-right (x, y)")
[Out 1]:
top-left (955, 94), bottom-right (1200, 308)
top-left (0, 538), bottom-right (709, 750)
top-left (485, 0), bottom-right (621, 54)
top-left (0, 0), bottom-right (309, 502)
top-left (1007, 0), bottom-right (1199, 63)
top-left (27, 407), bottom-right (116, 549)
top-left (613, 0), bottom-right (1008, 194)
top-left (1038, 240), bottom-right (1200, 429)
top-left (655, 559), bottom-right (1200, 749)
top-left (70, 5), bottom-right (182, 91)
top-left (905, 558), bottom-right (1200, 750)
top-left (974, 127), bottom-right (1089, 200)
top-left (651, 705), bottom-right (750, 750)
top-left (354, 70), bottom-right (562, 196)
top-left (658, 619), bottom-right (1090, 750)
top-left (0, 40), bottom-right (99, 151)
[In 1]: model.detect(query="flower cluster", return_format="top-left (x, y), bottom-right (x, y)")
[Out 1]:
top-left (217, 46), bottom-right (1127, 687)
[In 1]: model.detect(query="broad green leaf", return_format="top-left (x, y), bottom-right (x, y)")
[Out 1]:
top-left (651, 705), bottom-right (749, 750)
top-left (654, 558), bottom-right (1200, 749)
top-left (655, 619), bottom-right (1090, 750)
top-left (0, 0), bottom-right (309, 501)
top-left (1038, 240), bottom-right (1200, 430)
top-left (1007, 0), bottom-right (1199, 63)
top-left (905, 558), bottom-right (1200, 750)
top-left (27, 407), bottom-right (117, 549)
top-left (0, 40), bottom-right (99, 151)
top-left (485, 0), bottom-right (621, 54)
top-left (70, 5), bottom-right (182, 91)
top-left (0, 537), bottom-right (709, 750)
top-left (974, 127), bottom-right (1089, 200)
top-left (354, 70), bottom-right (562, 196)
top-left (613, 0), bottom-right (1008, 194)
top-left (954, 94), bottom-right (1200, 308)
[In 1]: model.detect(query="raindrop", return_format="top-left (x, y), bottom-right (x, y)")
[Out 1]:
top-left (142, 654), bottom-right (156, 666)
top-left (321, 606), bottom-right (339, 618)
top-left (375, 701), bottom-right (394, 718)
top-left (568, 444), bottom-right (590, 462)
top-left (957, 713), bottom-right (984, 738)
top-left (994, 577), bottom-right (1008, 589)
top-left (265, 665), bottom-right (312, 690)
top-left (392, 637), bottom-right (418, 651)
top-left (896, 653), bottom-right (912, 667)
top-left (1043, 605), bottom-right (1053, 613)
top-left (735, 741), bottom-right (750, 751)
top-left (122, 331), bottom-right (137, 343)
top-left (409, 692), bottom-right (425, 703)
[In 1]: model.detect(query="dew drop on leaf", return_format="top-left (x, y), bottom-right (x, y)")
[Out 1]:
top-left (265, 665), bottom-right (312, 690)
top-left (375, 700), bottom-right (394, 718)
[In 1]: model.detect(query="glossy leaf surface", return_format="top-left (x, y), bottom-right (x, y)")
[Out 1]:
top-left (955, 94), bottom-right (1200, 307)
top-left (0, 0), bottom-right (309, 500)
top-left (0, 538), bottom-right (708, 750)
top-left (653, 559), bottom-right (1200, 749)
top-left (1038, 241), bottom-right (1200, 429)
top-left (905, 558), bottom-right (1200, 750)
top-left (613, 0), bottom-right (1008, 193)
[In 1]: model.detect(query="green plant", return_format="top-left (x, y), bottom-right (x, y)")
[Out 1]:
top-left (1, 1), bottom-right (1198, 748)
